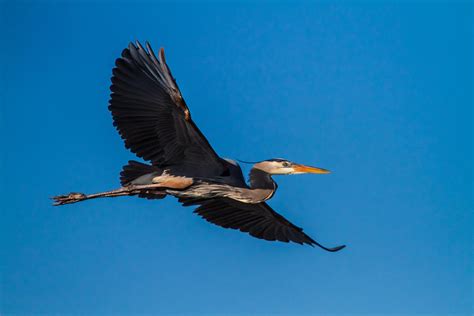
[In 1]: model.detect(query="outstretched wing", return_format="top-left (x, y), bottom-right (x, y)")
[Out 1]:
top-left (181, 198), bottom-right (345, 251)
top-left (109, 41), bottom-right (226, 177)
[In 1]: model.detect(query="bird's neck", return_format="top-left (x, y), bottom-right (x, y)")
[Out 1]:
top-left (249, 168), bottom-right (277, 191)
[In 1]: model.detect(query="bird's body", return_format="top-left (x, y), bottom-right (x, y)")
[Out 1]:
top-left (53, 41), bottom-right (345, 252)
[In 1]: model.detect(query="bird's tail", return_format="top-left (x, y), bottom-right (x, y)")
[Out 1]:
top-left (120, 160), bottom-right (161, 186)
top-left (120, 160), bottom-right (167, 200)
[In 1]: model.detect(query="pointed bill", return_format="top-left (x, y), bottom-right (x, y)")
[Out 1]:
top-left (292, 164), bottom-right (330, 174)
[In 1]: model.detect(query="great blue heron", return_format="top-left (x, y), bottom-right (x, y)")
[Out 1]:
top-left (53, 41), bottom-right (345, 252)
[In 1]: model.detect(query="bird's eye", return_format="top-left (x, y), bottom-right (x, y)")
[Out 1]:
top-left (282, 162), bottom-right (290, 167)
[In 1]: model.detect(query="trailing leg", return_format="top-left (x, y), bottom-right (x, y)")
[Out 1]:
top-left (52, 183), bottom-right (168, 206)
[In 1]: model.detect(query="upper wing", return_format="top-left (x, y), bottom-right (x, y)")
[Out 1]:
top-left (109, 41), bottom-right (226, 177)
top-left (181, 197), bottom-right (345, 251)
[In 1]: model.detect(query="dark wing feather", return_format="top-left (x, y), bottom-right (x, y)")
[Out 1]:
top-left (109, 41), bottom-right (226, 177)
top-left (181, 198), bottom-right (345, 251)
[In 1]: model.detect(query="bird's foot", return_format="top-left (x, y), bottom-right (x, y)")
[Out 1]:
top-left (52, 192), bottom-right (87, 206)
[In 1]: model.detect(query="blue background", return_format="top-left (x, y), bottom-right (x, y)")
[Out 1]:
top-left (1, 1), bottom-right (472, 315)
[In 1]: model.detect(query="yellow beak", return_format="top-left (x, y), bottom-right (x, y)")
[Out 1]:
top-left (292, 164), bottom-right (331, 174)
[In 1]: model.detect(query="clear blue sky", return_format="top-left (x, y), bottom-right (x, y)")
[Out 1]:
top-left (1, 1), bottom-right (472, 315)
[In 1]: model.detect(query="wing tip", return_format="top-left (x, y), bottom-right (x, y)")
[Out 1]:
top-left (305, 233), bottom-right (346, 252)
top-left (128, 40), bottom-right (149, 53)
top-left (159, 47), bottom-right (166, 63)
top-left (326, 244), bottom-right (346, 252)
top-left (310, 242), bottom-right (346, 252)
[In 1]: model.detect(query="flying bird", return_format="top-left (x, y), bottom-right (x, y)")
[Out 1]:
top-left (53, 41), bottom-right (345, 252)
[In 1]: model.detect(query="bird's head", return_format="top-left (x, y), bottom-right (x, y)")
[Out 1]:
top-left (253, 158), bottom-right (330, 175)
